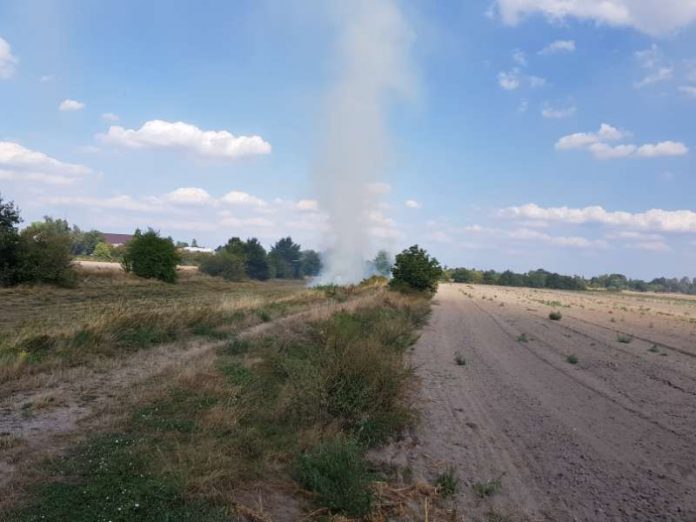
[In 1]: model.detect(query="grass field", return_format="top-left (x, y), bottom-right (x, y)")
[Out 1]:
top-left (0, 267), bottom-right (436, 520)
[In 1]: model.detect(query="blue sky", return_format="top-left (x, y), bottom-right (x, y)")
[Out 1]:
top-left (1, 0), bottom-right (695, 279)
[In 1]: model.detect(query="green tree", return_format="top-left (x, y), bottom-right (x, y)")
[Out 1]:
top-left (389, 245), bottom-right (442, 292)
top-left (268, 237), bottom-right (302, 279)
top-left (199, 250), bottom-right (246, 281)
top-left (16, 217), bottom-right (76, 287)
top-left (71, 226), bottom-right (105, 255)
top-left (243, 238), bottom-right (270, 280)
top-left (0, 194), bottom-right (22, 286)
top-left (300, 249), bottom-right (322, 277)
top-left (122, 229), bottom-right (180, 283)
top-left (372, 250), bottom-right (393, 277)
top-left (92, 241), bottom-right (113, 260)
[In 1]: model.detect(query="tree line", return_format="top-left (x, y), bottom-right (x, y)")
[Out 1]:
top-left (447, 267), bottom-right (696, 295)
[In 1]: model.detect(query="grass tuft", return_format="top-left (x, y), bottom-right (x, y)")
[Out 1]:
top-left (435, 467), bottom-right (459, 498)
top-left (549, 311), bottom-right (562, 321)
top-left (566, 354), bottom-right (579, 365)
top-left (616, 334), bottom-right (633, 344)
top-left (473, 478), bottom-right (502, 498)
top-left (295, 437), bottom-right (373, 517)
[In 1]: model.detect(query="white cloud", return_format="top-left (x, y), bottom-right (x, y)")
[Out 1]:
top-left (296, 199), bottom-right (319, 211)
top-left (513, 49), bottom-right (527, 66)
top-left (495, 0), bottom-right (696, 36)
top-left (528, 75), bottom-right (547, 88)
top-left (498, 69), bottom-right (521, 90)
top-left (98, 120), bottom-right (271, 159)
top-left (220, 190), bottom-right (267, 208)
top-left (555, 123), bottom-right (624, 149)
top-left (636, 141), bottom-right (688, 157)
top-left (502, 203), bottom-right (696, 233)
top-left (0, 141), bottom-right (92, 184)
top-left (588, 142), bottom-right (637, 159)
top-left (165, 187), bottom-right (213, 205)
top-left (220, 215), bottom-right (274, 228)
top-left (0, 37), bottom-right (18, 79)
top-left (634, 67), bottom-right (673, 88)
top-left (539, 40), bottom-right (576, 55)
top-left (556, 123), bottom-right (687, 159)
top-left (367, 182), bottom-right (392, 195)
top-left (679, 85), bottom-right (696, 97)
top-left (59, 99), bottom-right (86, 111)
top-left (630, 240), bottom-right (671, 251)
top-left (44, 195), bottom-right (160, 212)
top-left (39, 74), bottom-right (54, 83)
top-left (541, 103), bottom-right (576, 118)
top-left (509, 228), bottom-right (607, 248)
top-left (101, 112), bottom-right (120, 122)
top-left (405, 199), bottom-right (422, 209)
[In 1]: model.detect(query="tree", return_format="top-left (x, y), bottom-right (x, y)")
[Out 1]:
top-left (122, 229), bottom-right (180, 283)
top-left (92, 241), bottom-right (113, 260)
top-left (300, 249), bottom-right (322, 277)
top-left (389, 245), bottom-right (442, 292)
top-left (16, 217), bottom-right (76, 286)
top-left (372, 250), bottom-right (393, 277)
top-left (268, 237), bottom-right (302, 279)
top-left (71, 226), bottom-right (105, 255)
top-left (244, 238), bottom-right (270, 280)
top-left (199, 250), bottom-right (246, 281)
top-left (0, 194), bottom-right (21, 286)
top-left (191, 238), bottom-right (199, 248)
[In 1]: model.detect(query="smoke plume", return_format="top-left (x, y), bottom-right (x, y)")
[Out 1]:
top-left (313, 0), bottom-right (415, 284)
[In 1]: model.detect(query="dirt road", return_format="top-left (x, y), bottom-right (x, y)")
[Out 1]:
top-left (382, 284), bottom-right (696, 521)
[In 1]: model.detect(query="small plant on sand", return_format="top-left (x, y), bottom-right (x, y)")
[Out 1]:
top-left (435, 467), bottom-right (459, 498)
top-left (517, 333), bottom-right (529, 343)
top-left (549, 311), bottom-right (562, 321)
top-left (616, 334), bottom-right (633, 343)
top-left (648, 344), bottom-right (660, 353)
top-left (566, 354), bottom-right (579, 365)
top-left (473, 478), bottom-right (502, 498)
top-left (454, 352), bottom-right (467, 366)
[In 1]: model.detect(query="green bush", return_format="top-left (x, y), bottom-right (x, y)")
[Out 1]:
top-left (296, 437), bottom-right (373, 517)
top-left (549, 311), bottom-right (562, 321)
top-left (198, 250), bottom-right (246, 281)
top-left (389, 245), bottom-right (442, 292)
top-left (16, 218), bottom-right (76, 287)
top-left (121, 229), bottom-right (180, 283)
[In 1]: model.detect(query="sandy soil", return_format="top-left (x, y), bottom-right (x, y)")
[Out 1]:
top-left (379, 284), bottom-right (696, 522)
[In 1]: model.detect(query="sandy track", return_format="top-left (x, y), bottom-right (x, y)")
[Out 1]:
top-left (380, 284), bottom-right (696, 521)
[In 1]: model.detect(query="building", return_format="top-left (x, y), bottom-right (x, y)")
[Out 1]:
top-left (102, 233), bottom-right (134, 247)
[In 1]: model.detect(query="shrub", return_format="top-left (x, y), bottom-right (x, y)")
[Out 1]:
top-left (454, 352), bottom-right (467, 366)
top-left (549, 311), bottom-right (562, 321)
top-left (198, 251), bottom-right (246, 281)
top-left (517, 333), bottom-right (529, 343)
top-left (122, 229), bottom-right (180, 283)
top-left (566, 354), bottom-right (578, 364)
top-left (390, 245), bottom-right (443, 293)
top-left (16, 218), bottom-right (76, 287)
top-left (296, 437), bottom-right (373, 517)
top-left (616, 334), bottom-right (633, 343)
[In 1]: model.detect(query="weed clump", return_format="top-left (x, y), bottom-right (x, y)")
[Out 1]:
top-left (648, 344), bottom-right (660, 353)
top-left (435, 467), bottom-right (459, 498)
top-left (473, 478), bottom-right (502, 498)
top-left (549, 311), bottom-right (562, 321)
top-left (296, 437), bottom-right (373, 517)
top-left (454, 352), bottom-right (467, 366)
top-left (566, 354), bottom-right (579, 365)
top-left (616, 334), bottom-right (633, 343)
top-left (517, 333), bottom-right (529, 343)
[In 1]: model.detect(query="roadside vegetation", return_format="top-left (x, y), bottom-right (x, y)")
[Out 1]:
top-left (4, 287), bottom-right (432, 520)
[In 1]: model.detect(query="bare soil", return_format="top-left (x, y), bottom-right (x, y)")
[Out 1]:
top-left (379, 284), bottom-right (696, 521)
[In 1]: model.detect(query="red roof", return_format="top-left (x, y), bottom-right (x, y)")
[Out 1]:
top-left (102, 233), bottom-right (133, 245)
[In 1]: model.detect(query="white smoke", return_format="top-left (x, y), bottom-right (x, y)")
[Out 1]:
top-left (313, 0), bottom-right (415, 285)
